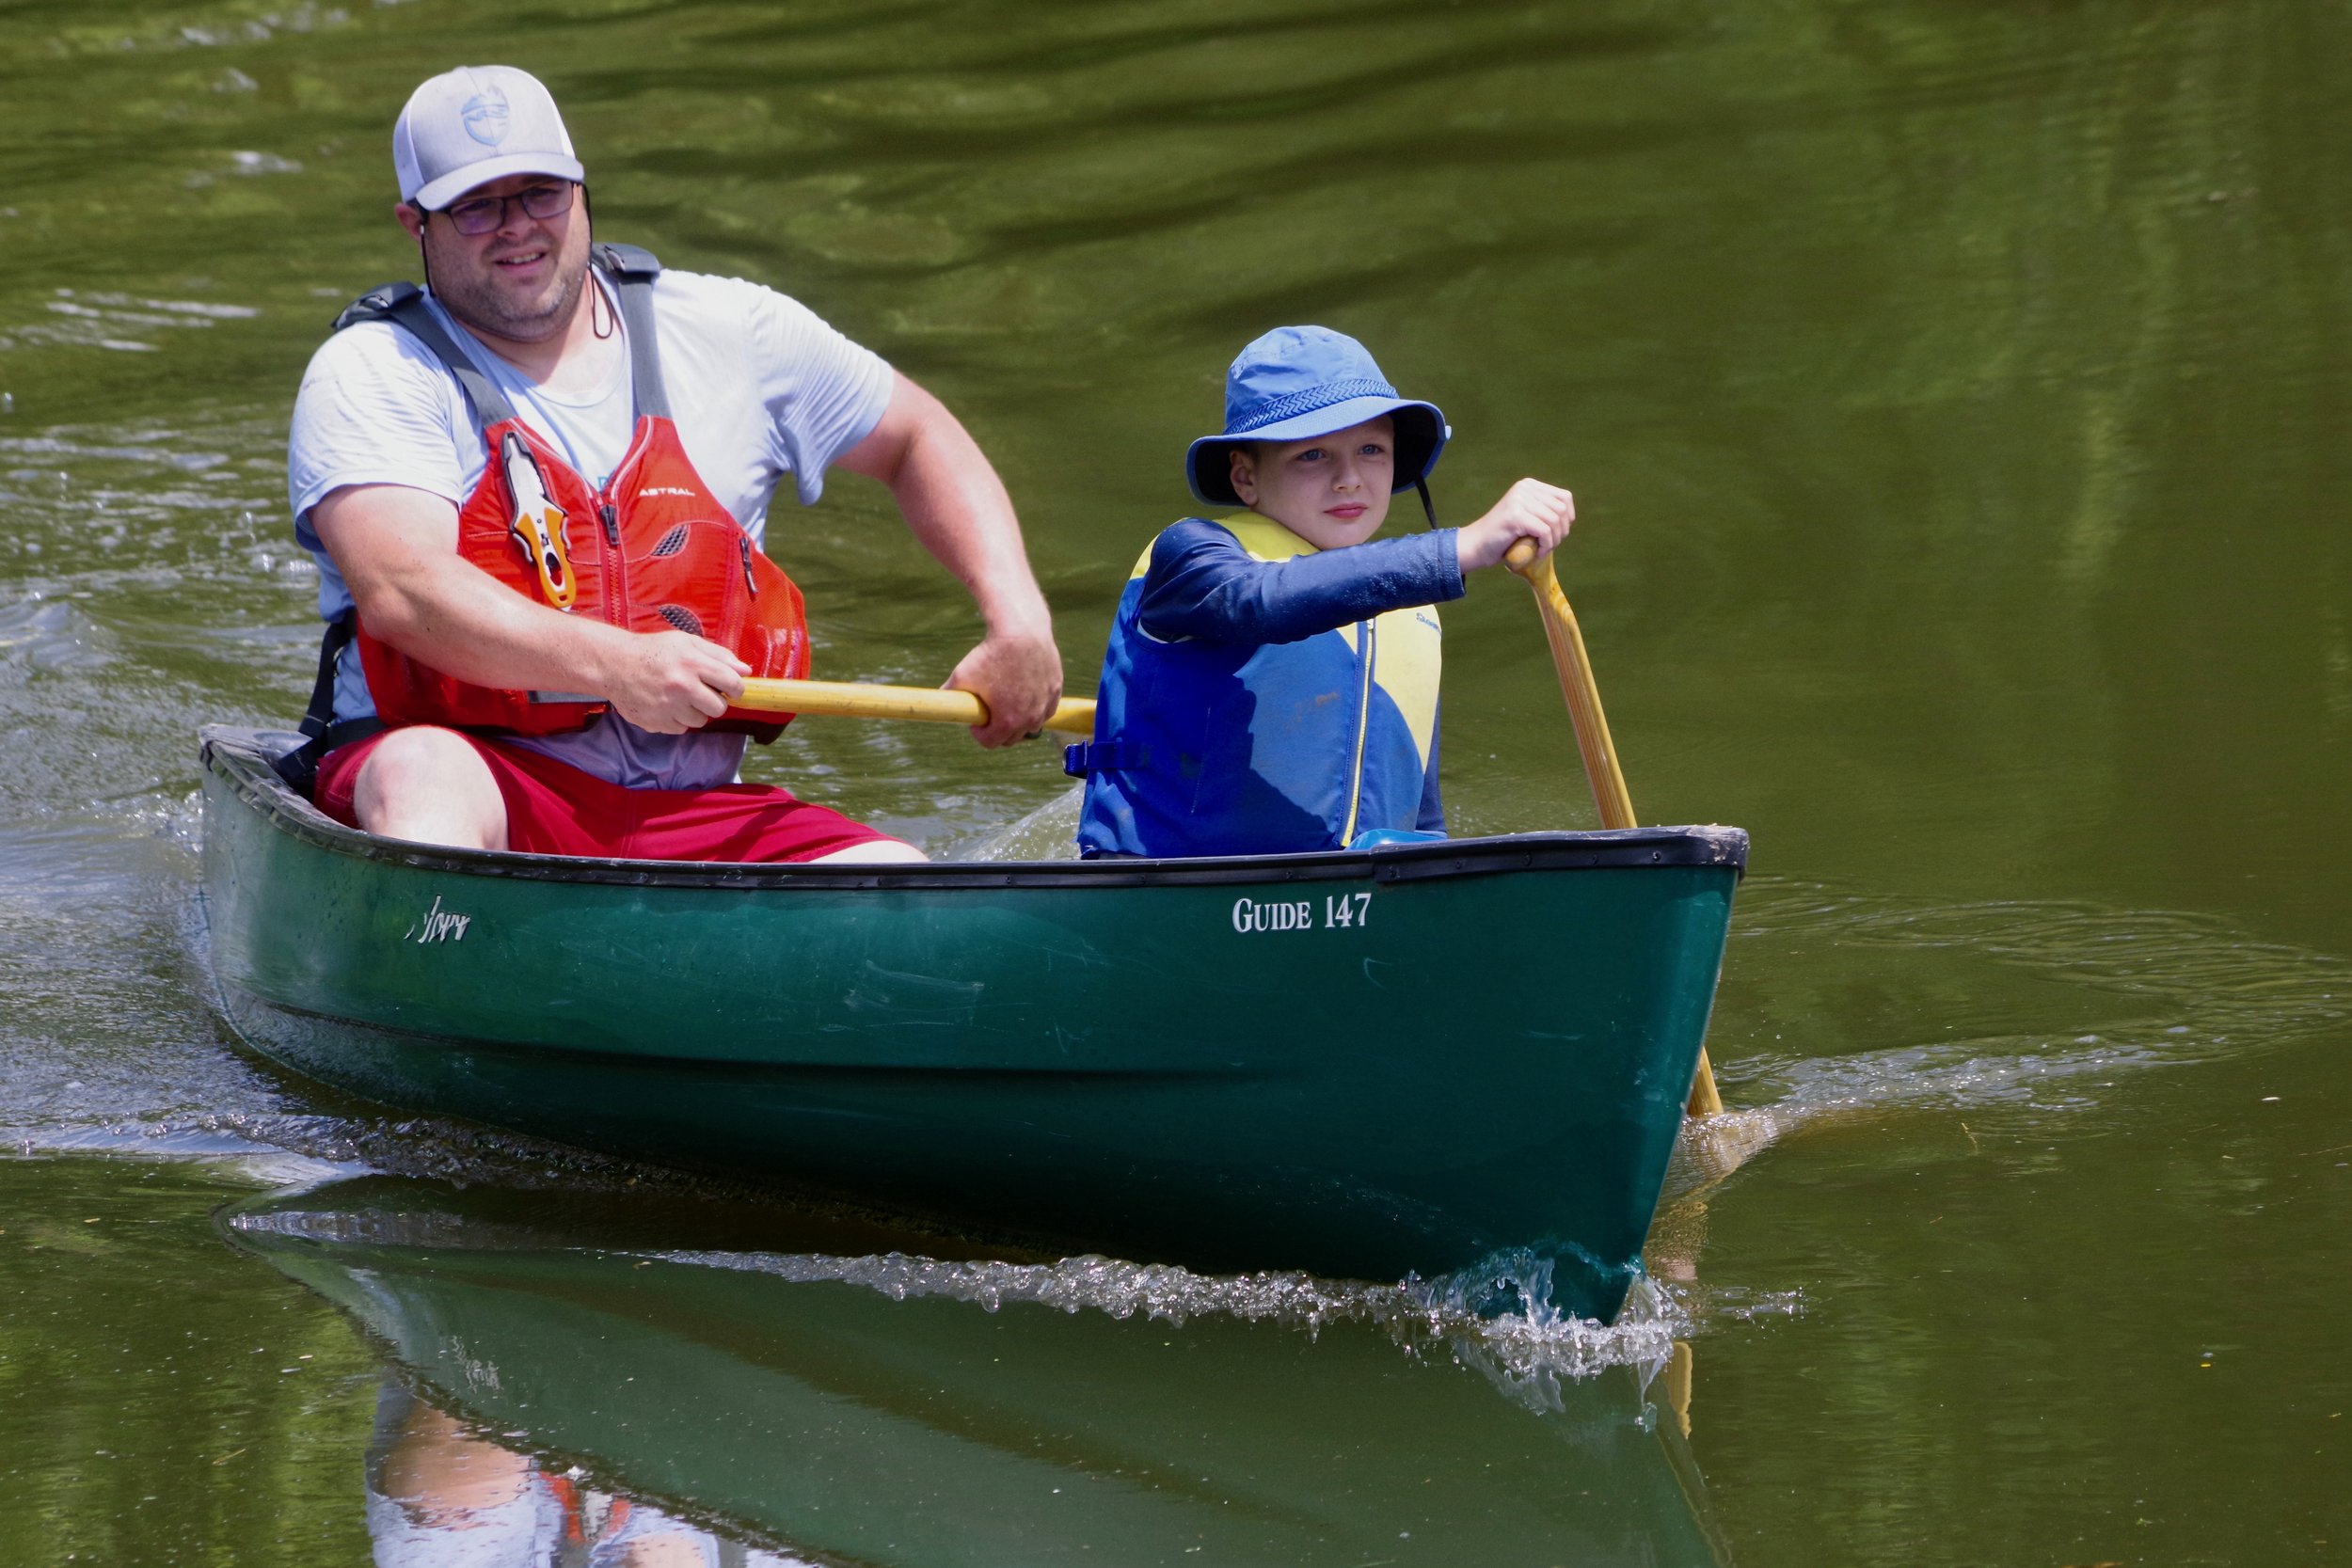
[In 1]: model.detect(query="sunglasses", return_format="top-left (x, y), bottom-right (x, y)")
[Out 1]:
top-left (433, 182), bottom-right (576, 237)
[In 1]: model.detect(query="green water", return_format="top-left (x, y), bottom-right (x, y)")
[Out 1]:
top-left (3, 0), bottom-right (2348, 1562)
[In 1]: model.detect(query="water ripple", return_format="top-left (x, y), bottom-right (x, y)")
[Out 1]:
top-left (1658, 879), bottom-right (2352, 1206)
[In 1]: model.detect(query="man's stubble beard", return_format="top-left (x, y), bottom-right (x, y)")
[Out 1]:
top-left (428, 229), bottom-right (590, 348)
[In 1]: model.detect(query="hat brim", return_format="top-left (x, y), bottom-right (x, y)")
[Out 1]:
top-left (1186, 397), bottom-right (1448, 508)
top-left (410, 152), bottom-right (587, 213)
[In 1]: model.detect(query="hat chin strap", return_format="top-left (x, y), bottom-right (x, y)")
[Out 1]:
top-left (1415, 476), bottom-right (1438, 530)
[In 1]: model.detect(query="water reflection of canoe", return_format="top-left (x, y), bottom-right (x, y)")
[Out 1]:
top-left (221, 1178), bottom-right (1733, 1568)
top-left (198, 725), bottom-right (1744, 1323)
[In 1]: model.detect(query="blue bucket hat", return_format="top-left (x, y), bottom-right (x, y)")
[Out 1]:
top-left (1185, 325), bottom-right (1450, 508)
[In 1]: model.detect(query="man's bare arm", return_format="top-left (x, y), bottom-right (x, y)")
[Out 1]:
top-left (310, 483), bottom-right (747, 734)
top-left (836, 372), bottom-right (1060, 747)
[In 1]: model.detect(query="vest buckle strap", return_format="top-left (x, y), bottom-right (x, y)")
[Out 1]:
top-left (269, 609), bottom-right (385, 797)
top-left (1063, 740), bottom-right (1145, 779)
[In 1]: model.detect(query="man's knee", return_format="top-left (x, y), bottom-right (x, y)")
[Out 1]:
top-left (352, 727), bottom-right (508, 850)
top-left (811, 838), bottom-right (929, 865)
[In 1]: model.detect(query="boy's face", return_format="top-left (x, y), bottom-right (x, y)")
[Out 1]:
top-left (1228, 416), bottom-right (1395, 549)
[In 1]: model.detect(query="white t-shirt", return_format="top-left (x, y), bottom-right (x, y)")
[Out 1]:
top-left (288, 265), bottom-right (894, 790)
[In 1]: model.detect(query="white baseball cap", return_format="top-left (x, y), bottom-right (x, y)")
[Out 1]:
top-left (392, 65), bottom-right (585, 212)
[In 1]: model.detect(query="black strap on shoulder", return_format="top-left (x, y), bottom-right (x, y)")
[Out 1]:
top-left (332, 281), bottom-right (521, 435)
top-left (269, 610), bottom-right (387, 797)
top-left (330, 279), bottom-right (421, 334)
top-left (592, 242), bottom-right (671, 420)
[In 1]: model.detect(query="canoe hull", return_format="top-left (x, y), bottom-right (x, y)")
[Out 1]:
top-left (199, 728), bottom-right (1743, 1322)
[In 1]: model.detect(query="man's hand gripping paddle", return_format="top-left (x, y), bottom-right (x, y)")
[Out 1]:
top-left (1504, 537), bottom-right (1723, 1118)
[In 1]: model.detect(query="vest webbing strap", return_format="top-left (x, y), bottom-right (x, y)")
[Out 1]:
top-left (335, 282), bottom-right (520, 432)
top-left (269, 609), bottom-right (386, 796)
top-left (591, 242), bottom-right (671, 420)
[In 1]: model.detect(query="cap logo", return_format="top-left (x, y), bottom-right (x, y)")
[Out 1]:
top-left (461, 85), bottom-right (511, 148)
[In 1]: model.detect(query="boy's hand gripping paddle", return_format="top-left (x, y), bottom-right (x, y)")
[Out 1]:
top-left (501, 432), bottom-right (577, 610)
top-left (1505, 537), bottom-right (1723, 1117)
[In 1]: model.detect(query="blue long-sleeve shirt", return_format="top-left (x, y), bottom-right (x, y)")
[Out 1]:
top-left (1136, 516), bottom-right (1465, 644)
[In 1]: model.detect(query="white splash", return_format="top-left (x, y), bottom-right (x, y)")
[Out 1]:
top-left (643, 1243), bottom-right (1700, 1408)
top-left (956, 782), bottom-right (1083, 861)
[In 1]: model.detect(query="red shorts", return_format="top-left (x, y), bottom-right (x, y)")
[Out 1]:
top-left (315, 729), bottom-right (902, 863)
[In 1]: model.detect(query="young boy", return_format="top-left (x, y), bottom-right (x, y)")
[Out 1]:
top-left (1070, 325), bottom-right (1574, 858)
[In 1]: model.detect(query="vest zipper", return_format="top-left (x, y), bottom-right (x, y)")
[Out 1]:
top-left (592, 418), bottom-right (659, 630)
top-left (1341, 619), bottom-right (1375, 847)
top-left (597, 499), bottom-right (627, 626)
top-left (739, 536), bottom-right (757, 599)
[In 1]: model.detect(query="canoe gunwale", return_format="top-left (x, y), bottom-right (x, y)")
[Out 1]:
top-left (200, 724), bottom-right (1748, 891)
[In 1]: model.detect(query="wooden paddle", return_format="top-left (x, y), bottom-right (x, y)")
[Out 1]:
top-left (734, 676), bottom-right (1096, 736)
top-left (1504, 538), bottom-right (1723, 1118)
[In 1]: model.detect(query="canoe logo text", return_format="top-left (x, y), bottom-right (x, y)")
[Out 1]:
top-left (1231, 892), bottom-right (1372, 934)
top-left (406, 894), bottom-right (472, 945)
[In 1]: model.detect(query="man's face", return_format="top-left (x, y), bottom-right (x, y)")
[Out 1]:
top-left (396, 174), bottom-right (590, 347)
top-left (1228, 416), bottom-right (1396, 549)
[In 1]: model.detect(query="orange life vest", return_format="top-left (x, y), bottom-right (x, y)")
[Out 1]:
top-left (342, 245), bottom-right (810, 738)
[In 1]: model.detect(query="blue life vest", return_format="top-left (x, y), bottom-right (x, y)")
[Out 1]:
top-left (1072, 514), bottom-right (1446, 857)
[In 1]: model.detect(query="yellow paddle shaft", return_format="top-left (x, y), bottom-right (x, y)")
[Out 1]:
top-left (1504, 540), bottom-right (1634, 827)
top-left (1504, 538), bottom-right (1722, 1117)
top-left (735, 676), bottom-right (1096, 736)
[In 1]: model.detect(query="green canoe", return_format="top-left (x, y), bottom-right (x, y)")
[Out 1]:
top-left (198, 725), bottom-right (1745, 1323)
top-left (221, 1176), bottom-right (1732, 1567)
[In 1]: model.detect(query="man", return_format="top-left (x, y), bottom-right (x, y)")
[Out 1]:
top-left (286, 64), bottom-right (1059, 863)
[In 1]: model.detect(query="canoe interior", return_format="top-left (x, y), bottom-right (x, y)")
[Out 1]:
top-left (198, 725), bottom-right (1747, 1323)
